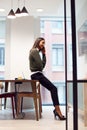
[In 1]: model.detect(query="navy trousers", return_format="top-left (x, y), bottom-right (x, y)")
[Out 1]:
top-left (31, 72), bottom-right (59, 106)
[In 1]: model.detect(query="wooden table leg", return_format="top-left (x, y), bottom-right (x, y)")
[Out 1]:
top-left (4, 82), bottom-right (9, 109)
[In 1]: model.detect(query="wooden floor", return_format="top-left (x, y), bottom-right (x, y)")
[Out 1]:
top-left (0, 106), bottom-right (86, 130)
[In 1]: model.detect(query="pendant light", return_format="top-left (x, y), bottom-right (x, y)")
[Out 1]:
top-left (15, 0), bottom-right (22, 17)
top-left (21, 0), bottom-right (29, 16)
top-left (7, 0), bottom-right (16, 19)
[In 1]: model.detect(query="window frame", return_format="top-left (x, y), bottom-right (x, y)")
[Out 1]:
top-left (51, 20), bottom-right (64, 34)
top-left (51, 44), bottom-right (64, 71)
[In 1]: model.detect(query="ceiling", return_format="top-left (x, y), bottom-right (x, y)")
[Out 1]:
top-left (0, 0), bottom-right (68, 17)
top-left (0, 0), bottom-right (85, 18)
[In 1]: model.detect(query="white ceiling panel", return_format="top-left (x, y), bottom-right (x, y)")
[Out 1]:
top-left (0, 0), bottom-right (64, 17)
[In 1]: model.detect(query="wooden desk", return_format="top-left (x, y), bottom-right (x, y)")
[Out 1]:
top-left (0, 79), bottom-right (41, 120)
top-left (0, 79), bottom-right (39, 93)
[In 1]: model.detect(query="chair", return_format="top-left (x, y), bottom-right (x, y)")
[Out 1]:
top-left (17, 80), bottom-right (42, 121)
top-left (0, 82), bottom-right (16, 118)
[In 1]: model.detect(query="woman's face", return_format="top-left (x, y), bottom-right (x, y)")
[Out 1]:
top-left (39, 40), bottom-right (45, 49)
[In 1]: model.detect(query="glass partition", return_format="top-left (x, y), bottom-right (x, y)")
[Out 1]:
top-left (66, 0), bottom-right (87, 130)
top-left (76, 0), bottom-right (87, 129)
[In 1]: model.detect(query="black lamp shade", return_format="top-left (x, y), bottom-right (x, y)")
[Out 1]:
top-left (21, 6), bottom-right (29, 16)
top-left (7, 9), bottom-right (16, 19)
top-left (15, 8), bottom-right (21, 17)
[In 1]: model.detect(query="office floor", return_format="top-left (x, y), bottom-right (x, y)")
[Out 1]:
top-left (0, 106), bottom-right (86, 130)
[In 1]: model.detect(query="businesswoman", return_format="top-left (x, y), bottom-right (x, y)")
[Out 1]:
top-left (29, 37), bottom-right (66, 120)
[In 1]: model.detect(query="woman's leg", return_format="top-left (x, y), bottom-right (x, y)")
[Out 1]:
top-left (31, 72), bottom-right (64, 118)
top-left (31, 72), bottom-right (59, 106)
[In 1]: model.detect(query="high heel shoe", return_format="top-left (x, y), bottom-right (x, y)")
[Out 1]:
top-left (53, 109), bottom-right (66, 120)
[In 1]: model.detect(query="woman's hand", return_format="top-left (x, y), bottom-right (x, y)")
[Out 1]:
top-left (41, 46), bottom-right (46, 54)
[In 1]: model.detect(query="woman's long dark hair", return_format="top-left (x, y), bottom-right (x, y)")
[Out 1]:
top-left (32, 37), bottom-right (45, 49)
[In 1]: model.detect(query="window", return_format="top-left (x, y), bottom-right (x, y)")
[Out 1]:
top-left (51, 21), bottom-right (64, 34)
top-left (0, 44), bottom-right (5, 65)
top-left (40, 20), bottom-right (45, 33)
top-left (68, 44), bottom-right (72, 71)
top-left (79, 41), bottom-right (87, 55)
top-left (67, 21), bottom-right (71, 34)
top-left (0, 17), bottom-right (5, 78)
top-left (0, 19), bottom-right (6, 38)
top-left (78, 20), bottom-right (87, 56)
top-left (0, 17), bottom-right (5, 66)
top-left (52, 44), bottom-right (64, 71)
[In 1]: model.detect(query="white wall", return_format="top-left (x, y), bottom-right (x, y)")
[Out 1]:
top-left (5, 16), bottom-right (40, 79)
top-left (4, 16), bottom-right (40, 109)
